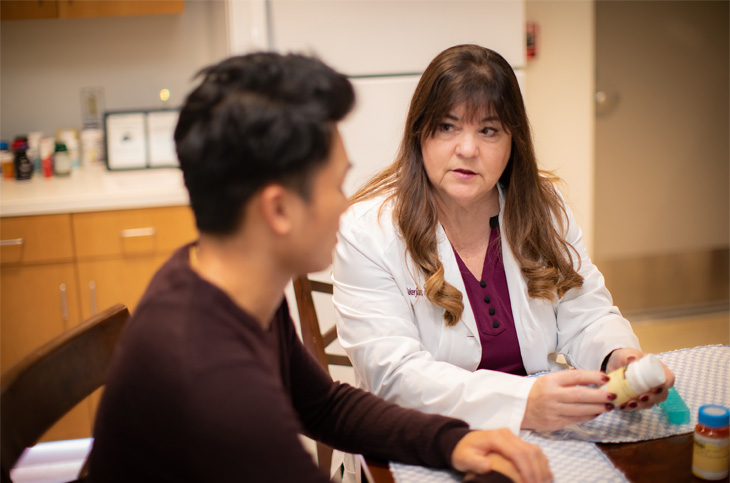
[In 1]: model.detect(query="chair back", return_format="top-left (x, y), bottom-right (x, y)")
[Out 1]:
top-left (292, 276), bottom-right (352, 473)
top-left (0, 303), bottom-right (130, 483)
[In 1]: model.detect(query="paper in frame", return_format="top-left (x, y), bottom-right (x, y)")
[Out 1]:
top-left (105, 112), bottom-right (147, 170)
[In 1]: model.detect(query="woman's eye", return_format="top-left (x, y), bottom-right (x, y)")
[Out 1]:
top-left (439, 123), bottom-right (454, 132)
top-left (481, 127), bottom-right (497, 136)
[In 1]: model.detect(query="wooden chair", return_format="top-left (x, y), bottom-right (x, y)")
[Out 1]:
top-left (0, 303), bottom-right (130, 483)
top-left (292, 276), bottom-right (352, 473)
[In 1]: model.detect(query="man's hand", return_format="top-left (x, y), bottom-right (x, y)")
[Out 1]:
top-left (521, 370), bottom-right (614, 432)
top-left (451, 428), bottom-right (552, 483)
top-left (604, 348), bottom-right (675, 410)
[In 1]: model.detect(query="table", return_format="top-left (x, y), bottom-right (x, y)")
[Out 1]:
top-left (362, 345), bottom-right (729, 482)
top-left (364, 433), bottom-right (707, 483)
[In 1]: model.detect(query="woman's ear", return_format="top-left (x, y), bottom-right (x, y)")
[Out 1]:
top-left (258, 184), bottom-right (299, 236)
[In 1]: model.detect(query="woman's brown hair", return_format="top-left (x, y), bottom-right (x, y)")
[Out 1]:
top-left (351, 44), bottom-right (583, 326)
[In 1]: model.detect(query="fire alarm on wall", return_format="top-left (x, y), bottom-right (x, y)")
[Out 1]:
top-left (526, 22), bottom-right (538, 60)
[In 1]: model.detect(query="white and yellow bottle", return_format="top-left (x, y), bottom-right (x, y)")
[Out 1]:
top-left (601, 354), bottom-right (666, 406)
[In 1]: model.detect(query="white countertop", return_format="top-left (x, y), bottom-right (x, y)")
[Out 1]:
top-left (0, 165), bottom-right (190, 217)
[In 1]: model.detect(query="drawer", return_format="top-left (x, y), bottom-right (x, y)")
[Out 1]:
top-left (0, 214), bottom-right (74, 265)
top-left (72, 206), bottom-right (197, 259)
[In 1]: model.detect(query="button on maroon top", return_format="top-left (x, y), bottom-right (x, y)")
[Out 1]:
top-left (453, 216), bottom-right (527, 376)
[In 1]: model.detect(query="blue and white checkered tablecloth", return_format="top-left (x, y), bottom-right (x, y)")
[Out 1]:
top-left (543, 345), bottom-right (730, 443)
top-left (390, 433), bottom-right (627, 483)
top-left (390, 345), bottom-right (729, 482)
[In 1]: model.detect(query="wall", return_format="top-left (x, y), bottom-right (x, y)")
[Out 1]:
top-left (594, 0), bottom-right (729, 259)
top-left (593, 1), bottom-right (729, 313)
top-left (524, 0), bottom-right (596, 254)
top-left (0, 0), bottom-right (229, 141)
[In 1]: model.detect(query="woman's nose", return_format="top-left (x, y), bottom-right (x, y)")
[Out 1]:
top-left (455, 133), bottom-right (478, 158)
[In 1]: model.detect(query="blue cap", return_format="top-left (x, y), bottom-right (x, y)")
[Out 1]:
top-left (698, 404), bottom-right (730, 428)
top-left (0, 142), bottom-right (7, 150)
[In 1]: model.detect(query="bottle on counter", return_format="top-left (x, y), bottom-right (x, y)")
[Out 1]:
top-left (0, 141), bottom-right (14, 180)
top-left (57, 129), bottom-right (80, 170)
top-left (693, 404), bottom-right (729, 481)
top-left (27, 131), bottom-right (43, 173)
top-left (40, 137), bottom-right (55, 178)
top-left (13, 143), bottom-right (34, 180)
top-left (54, 141), bottom-right (71, 177)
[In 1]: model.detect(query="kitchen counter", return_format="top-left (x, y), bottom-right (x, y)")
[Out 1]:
top-left (0, 165), bottom-right (189, 217)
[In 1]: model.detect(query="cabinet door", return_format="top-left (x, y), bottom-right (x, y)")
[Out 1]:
top-left (72, 206), bottom-right (197, 260)
top-left (57, 0), bottom-right (184, 18)
top-left (76, 254), bottom-right (170, 320)
top-left (0, 263), bottom-right (91, 442)
top-left (0, 214), bottom-right (74, 265)
top-left (0, 1), bottom-right (58, 20)
top-left (1, 263), bottom-right (81, 371)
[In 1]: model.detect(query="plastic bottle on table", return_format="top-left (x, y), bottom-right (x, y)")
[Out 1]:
top-left (693, 404), bottom-right (729, 480)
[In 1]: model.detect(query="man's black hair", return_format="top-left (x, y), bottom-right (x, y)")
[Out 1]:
top-left (174, 52), bottom-right (355, 235)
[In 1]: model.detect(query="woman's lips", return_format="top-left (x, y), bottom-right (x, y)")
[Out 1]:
top-left (452, 169), bottom-right (476, 178)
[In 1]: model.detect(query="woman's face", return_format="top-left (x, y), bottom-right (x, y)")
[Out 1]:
top-left (420, 103), bottom-right (512, 209)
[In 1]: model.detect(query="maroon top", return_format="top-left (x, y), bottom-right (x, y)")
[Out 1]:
top-left (88, 244), bottom-right (482, 483)
top-left (453, 217), bottom-right (527, 376)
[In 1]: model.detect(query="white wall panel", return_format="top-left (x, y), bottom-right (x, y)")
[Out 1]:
top-left (269, 0), bottom-right (525, 75)
top-left (339, 75), bottom-right (420, 196)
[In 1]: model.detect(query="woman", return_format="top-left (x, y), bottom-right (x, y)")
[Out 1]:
top-left (332, 44), bottom-right (674, 436)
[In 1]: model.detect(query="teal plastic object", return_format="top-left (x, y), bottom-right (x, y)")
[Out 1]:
top-left (659, 386), bottom-right (690, 424)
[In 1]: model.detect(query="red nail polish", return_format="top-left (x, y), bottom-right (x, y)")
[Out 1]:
top-left (607, 393), bottom-right (617, 401)
top-left (602, 374), bottom-right (610, 382)
top-left (605, 403), bottom-right (615, 411)
top-left (640, 395), bottom-right (649, 402)
top-left (629, 402), bottom-right (638, 408)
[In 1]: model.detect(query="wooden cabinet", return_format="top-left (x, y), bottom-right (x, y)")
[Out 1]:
top-left (0, 205), bottom-right (196, 442)
top-left (1, 0), bottom-right (184, 21)
top-left (0, 214), bottom-right (90, 442)
top-left (73, 206), bottom-right (197, 319)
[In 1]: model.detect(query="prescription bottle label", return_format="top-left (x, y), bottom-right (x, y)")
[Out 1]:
top-left (602, 368), bottom-right (638, 406)
top-left (693, 432), bottom-right (730, 480)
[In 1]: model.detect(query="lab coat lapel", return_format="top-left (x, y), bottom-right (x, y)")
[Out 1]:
top-left (436, 222), bottom-right (479, 339)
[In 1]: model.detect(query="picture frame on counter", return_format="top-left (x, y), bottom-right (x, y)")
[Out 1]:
top-left (104, 109), bottom-right (180, 171)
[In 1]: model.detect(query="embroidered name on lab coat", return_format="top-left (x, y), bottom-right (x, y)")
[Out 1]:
top-left (407, 287), bottom-right (423, 299)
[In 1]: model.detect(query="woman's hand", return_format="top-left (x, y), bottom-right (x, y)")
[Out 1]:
top-left (604, 348), bottom-right (675, 410)
top-left (521, 370), bottom-right (614, 432)
top-left (452, 428), bottom-right (552, 483)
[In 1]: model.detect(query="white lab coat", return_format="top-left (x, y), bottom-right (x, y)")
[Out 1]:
top-left (330, 186), bottom-right (640, 482)
top-left (332, 185), bottom-right (641, 433)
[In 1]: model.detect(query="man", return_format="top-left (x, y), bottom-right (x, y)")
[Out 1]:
top-left (87, 52), bottom-right (551, 483)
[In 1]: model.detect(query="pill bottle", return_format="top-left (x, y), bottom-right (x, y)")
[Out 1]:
top-left (693, 404), bottom-right (729, 480)
top-left (0, 141), bottom-right (14, 180)
top-left (54, 141), bottom-right (71, 177)
top-left (600, 354), bottom-right (666, 406)
top-left (14, 143), bottom-right (34, 180)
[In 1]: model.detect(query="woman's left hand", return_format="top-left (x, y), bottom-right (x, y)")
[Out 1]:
top-left (604, 348), bottom-right (675, 410)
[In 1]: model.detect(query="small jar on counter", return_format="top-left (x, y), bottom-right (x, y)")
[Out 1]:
top-left (54, 141), bottom-right (71, 177)
top-left (693, 404), bottom-right (730, 480)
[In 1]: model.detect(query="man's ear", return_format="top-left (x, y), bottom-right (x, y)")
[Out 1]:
top-left (259, 184), bottom-right (299, 236)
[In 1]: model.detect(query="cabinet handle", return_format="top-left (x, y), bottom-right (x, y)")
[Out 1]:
top-left (120, 227), bottom-right (156, 238)
top-left (89, 281), bottom-right (97, 315)
top-left (59, 283), bottom-right (68, 322)
top-left (0, 238), bottom-right (24, 246)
